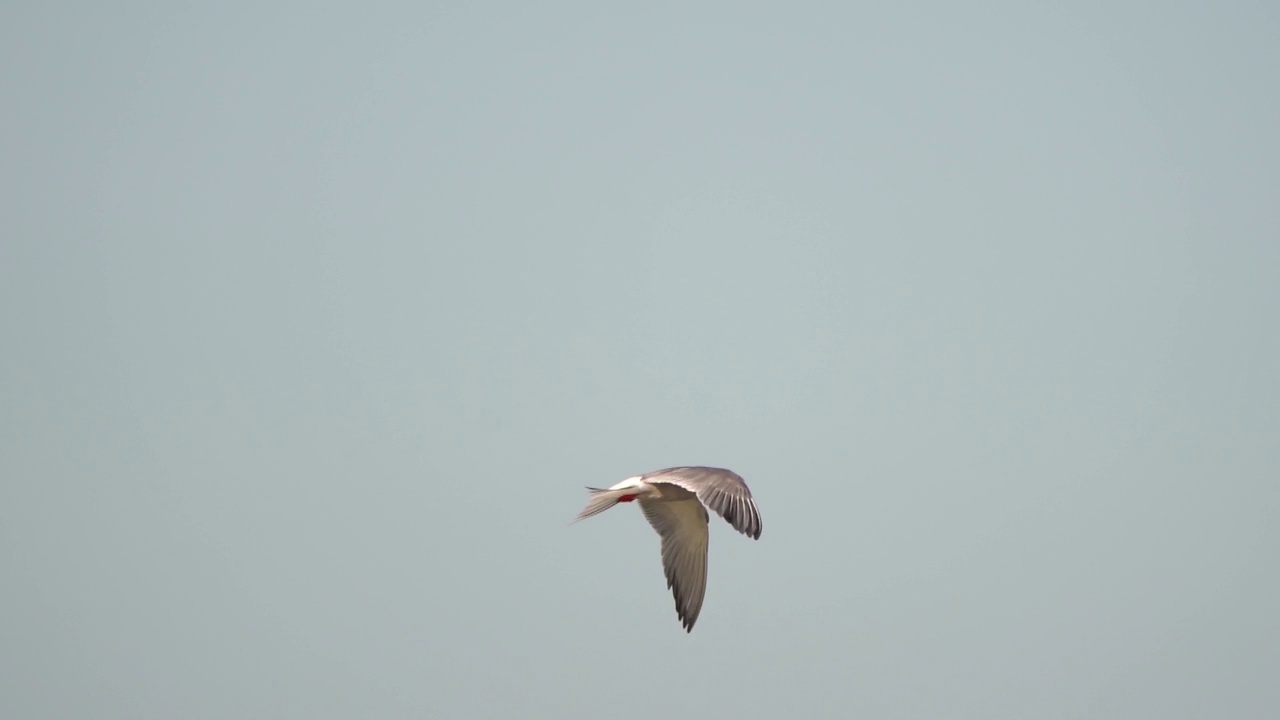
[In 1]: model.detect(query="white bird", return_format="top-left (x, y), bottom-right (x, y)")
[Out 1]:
top-left (573, 466), bottom-right (762, 632)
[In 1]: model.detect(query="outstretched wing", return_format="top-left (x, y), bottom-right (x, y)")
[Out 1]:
top-left (637, 496), bottom-right (710, 632)
top-left (643, 466), bottom-right (763, 540)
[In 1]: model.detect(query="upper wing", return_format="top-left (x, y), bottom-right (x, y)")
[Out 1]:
top-left (638, 497), bottom-right (710, 632)
top-left (644, 467), bottom-right (763, 540)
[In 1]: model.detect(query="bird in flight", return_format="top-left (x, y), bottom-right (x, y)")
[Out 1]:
top-left (573, 466), bottom-right (763, 632)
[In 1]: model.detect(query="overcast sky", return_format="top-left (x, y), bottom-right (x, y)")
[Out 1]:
top-left (3, 2), bottom-right (1278, 718)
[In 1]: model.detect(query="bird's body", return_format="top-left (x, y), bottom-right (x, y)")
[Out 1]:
top-left (573, 466), bottom-right (762, 632)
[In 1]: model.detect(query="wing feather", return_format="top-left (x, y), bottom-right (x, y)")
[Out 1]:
top-left (643, 467), bottom-right (763, 540)
top-left (638, 498), bottom-right (709, 632)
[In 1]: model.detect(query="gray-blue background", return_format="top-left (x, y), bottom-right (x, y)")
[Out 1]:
top-left (3, 3), bottom-right (1277, 718)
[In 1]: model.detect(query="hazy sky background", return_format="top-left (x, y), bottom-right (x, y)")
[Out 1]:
top-left (3, 2), bottom-right (1277, 718)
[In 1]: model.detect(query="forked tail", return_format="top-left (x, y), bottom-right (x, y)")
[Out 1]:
top-left (572, 487), bottom-right (629, 524)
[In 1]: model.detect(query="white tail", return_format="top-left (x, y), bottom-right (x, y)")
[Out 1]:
top-left (572, 487), bottom-right (629, 523)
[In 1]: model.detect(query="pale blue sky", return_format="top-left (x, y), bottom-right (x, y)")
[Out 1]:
top-left (2, 2), bottom-right (1278, 718)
